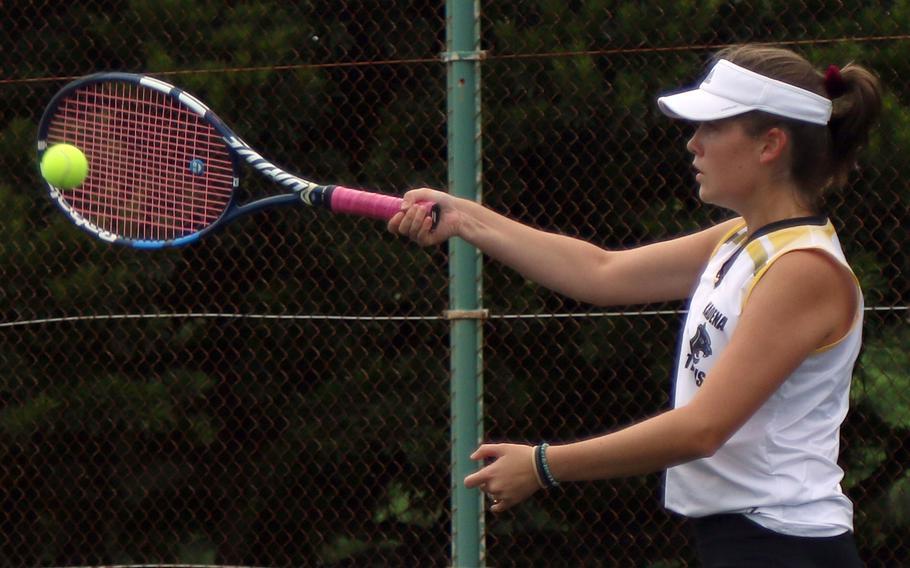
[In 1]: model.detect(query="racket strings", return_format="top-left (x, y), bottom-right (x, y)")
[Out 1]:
top-left (46, 81), bottom-right (234, 241)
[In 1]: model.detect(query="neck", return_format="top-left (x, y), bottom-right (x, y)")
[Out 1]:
top-left (738, 182), bottom-right (816, 236)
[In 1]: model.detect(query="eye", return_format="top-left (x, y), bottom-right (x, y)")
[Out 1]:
top-left (691, 123), bottom-right (713, 138)
top-left (700, 120), bottom-right (721, 132)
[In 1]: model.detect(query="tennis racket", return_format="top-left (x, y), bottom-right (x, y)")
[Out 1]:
top-left (36, 72), bottom-right (438, 249)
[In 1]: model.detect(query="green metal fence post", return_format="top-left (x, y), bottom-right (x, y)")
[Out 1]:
top-left (445, 1), bottom-right (484, 566)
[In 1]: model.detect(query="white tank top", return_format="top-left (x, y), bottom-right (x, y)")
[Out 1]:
top-left (663, 217), bottom-right (862, 537)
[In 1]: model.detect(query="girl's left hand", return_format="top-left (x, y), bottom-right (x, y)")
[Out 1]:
top-left (463, 443), bottom-right (543, 513)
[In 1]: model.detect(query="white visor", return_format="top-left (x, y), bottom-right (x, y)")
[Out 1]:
top-left (657, 59), bottom-right (832, 125)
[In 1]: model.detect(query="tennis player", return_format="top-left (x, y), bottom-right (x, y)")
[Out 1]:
top-left (389, 44), bottom-right (882, 567)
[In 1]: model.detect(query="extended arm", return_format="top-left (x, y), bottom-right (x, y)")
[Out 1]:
top-left (389, 188), bottom-right (742, 305)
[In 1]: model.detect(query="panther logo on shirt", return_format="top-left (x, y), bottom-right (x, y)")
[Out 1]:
top-left (688, 323), bottom-right (713, 364)
top-left (684, 323), bottom-right (713, 387)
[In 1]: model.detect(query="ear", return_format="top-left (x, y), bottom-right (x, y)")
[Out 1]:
top-left (758, 127), bottom-right (789, 164)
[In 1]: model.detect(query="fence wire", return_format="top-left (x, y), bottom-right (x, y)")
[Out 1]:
top-left (1, 2), bottom-right (908, 567)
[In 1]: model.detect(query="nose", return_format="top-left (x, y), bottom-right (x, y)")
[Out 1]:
top-left (686, 130), bottom-right (701, 155)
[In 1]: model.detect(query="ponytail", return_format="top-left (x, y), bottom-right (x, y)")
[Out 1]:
top-left (827, 63), bottom-right (883, 188)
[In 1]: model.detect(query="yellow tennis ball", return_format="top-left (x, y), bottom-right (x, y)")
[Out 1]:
top-left (40, 143), bottom-right (89, 189)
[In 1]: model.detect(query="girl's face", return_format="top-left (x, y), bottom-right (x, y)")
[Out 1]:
top-left (686, 118), bottom-right (765, 211)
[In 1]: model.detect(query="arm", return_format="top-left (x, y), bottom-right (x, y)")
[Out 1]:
top-left (389, 188), bottom-right (742, 305)
top-left (465, 249), bottom-right (857, 512)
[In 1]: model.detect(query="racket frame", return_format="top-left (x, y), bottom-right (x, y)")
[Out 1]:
top-left (37, 72), bottom-right (418, 249)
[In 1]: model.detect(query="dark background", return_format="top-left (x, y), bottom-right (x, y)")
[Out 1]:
top-left (0, 1), bottom-right (907, 566)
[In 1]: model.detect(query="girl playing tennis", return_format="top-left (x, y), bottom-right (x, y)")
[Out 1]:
top-left (389, 44), bottom-right (881, 567)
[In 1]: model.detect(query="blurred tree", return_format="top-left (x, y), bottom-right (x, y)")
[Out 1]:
top-left (0, 0), bottom-right (906, 566)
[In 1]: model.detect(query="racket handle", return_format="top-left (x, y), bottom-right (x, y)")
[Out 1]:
top-left (327, 185), bottom-right (440, 228)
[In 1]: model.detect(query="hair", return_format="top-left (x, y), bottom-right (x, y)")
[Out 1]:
top-left (711, 45), bottom-right (882, 208)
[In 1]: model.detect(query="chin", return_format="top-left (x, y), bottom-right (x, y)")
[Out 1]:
top-left (697, 185), bottom-right (715, 204)
top-left (697, 189), bottom-right (732, 211)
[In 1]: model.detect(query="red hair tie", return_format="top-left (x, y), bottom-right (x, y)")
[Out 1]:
top-left (824, 64), bottom-right (848, 99)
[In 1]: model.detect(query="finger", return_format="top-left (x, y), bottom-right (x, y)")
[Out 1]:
top-left (401, 204), bottom-right (427, 238)
top-left (398, 191), bottom-right (426, 217)
top-left (463, 469), bottom-right (488, 489)
top-left (490, 498), bottom-right (510, 514)
top-left (469, 444), bottom-right (501, 461)
top-left (403, 187), bottom-right (437, 204)
top-left (387, 211), bottom-right (405, 234)
top-left (415, 210), bottom-right (436, 243)
top-left (399, 194), bottom-right (416, 209)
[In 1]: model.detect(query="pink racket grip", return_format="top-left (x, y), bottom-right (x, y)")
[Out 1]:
top-left (328, 185), bottom-right (440, 229)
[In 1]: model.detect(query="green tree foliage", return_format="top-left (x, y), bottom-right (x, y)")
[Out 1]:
top-left (0, 1), bottom-right (907, 566)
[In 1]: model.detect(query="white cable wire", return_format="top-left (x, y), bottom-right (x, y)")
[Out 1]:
top-left (0, 306), bottom-right (904, 329)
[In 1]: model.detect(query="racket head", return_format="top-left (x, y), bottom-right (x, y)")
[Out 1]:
top-left (36, 72), bottom-right (242, 249)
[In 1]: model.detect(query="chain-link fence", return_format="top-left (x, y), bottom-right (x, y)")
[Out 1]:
top-left (1, 1), bottom-right (908, 567)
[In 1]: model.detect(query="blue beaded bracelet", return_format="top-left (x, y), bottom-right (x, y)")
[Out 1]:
top-left (535, 442), bottom-right (560, 488)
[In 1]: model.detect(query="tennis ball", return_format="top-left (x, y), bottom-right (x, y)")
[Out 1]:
top-left (40, 143), bottom-right (89, 189)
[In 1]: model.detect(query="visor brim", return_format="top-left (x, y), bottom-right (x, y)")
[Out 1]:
top-left (657, 88), bottom-right (754, 122)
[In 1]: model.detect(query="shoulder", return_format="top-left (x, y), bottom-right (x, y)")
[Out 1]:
top-left (760, 250), bottom-right (850, 292)
top-left (744, 250), bottom-right (857, 347)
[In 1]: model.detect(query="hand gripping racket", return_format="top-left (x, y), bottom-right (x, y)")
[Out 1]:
top-left (36, 72), bottom-right (438, 249)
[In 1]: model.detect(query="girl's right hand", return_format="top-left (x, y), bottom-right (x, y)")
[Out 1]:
top-left (388, 187), bottom-right (462, 246)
